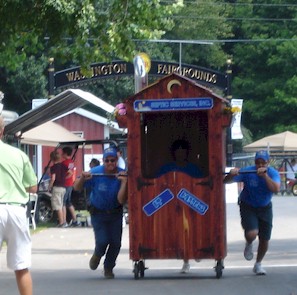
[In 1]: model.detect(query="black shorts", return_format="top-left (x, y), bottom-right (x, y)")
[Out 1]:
top-left (239, 202), bottom-right (273, 241)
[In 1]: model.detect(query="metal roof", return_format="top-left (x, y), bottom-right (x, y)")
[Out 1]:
top-left (4, 89), bottom-right (115, 136)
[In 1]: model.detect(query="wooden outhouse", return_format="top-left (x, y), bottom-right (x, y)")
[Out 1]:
top-left (116, 73), bottom-right (232, 279)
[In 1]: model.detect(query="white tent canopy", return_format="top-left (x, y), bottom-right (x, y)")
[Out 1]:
top-left (243, 131), bottom-right (297, 153)
top-left (21, 121), bottom-right (84, 147)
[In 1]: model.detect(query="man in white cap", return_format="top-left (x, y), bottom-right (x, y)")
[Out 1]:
top-left (224, 150), bottom-right (280, 275)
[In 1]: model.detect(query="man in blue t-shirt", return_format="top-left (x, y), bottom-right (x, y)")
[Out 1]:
top-left (156, 139), bottom-right (204, 178)
top-left (156, 139), bottom-right (204, 273)
top-left (74, 147), bottom-right (127, 279)
top-left (224, 150), bottom-right (280, 275)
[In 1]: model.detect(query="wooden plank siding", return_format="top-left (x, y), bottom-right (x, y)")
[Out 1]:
top-left (117, 73), bottom-right (231, 263)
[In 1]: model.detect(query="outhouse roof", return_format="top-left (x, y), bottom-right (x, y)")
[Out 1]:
top-left (125, 73), bottom-right (229, 103)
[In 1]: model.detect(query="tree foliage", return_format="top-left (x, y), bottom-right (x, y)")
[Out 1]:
top-left (1, 0), bottom-right (297, 149)
top-left (0, 0), bottom-right (182, 71)
top-left (164, 0), bottom-right (233, 68)
top-left (229, 0), bottom-right (297, 140)
top-left (5, 56), bottom-right (48, 113)
top-left (0, 0), bottom-right (182, 112)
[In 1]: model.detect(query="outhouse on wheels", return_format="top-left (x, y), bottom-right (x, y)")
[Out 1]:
top-left (116, 73), bottom-right (233, 279)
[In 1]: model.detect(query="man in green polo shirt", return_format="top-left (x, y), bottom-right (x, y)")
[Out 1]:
top-left (0, 115), bottom-right (37, 295)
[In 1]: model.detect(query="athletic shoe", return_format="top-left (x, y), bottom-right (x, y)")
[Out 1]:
top-left (253, 263), bottom-right (266, 275)
top-left (89, 254), bottom-right (101, 270)
top-left (71, 220), bottom-right (81, 227)
top-left (57, 223), bottom-right (68, 228)
top-left (104, 268), bottom-right (115, 279)
top-left (180, 262), bottom-right (190, 274)
top-left (244, 242), bottom-right (253, 261)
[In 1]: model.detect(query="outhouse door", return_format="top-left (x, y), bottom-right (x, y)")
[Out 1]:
top-left (131, 109), bottom-right (223, 261)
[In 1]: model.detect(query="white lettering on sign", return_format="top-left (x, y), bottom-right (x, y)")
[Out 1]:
top-left (152, 197), bottom-right (163, 209)
top-left (177, 189), bottom-right (209, 215)
top-left (178, 191), bottom-right (206, 212)
top-left (170, 101), bottom-right (198, 108)
top-left (151, 101), bottom-right (170, 108)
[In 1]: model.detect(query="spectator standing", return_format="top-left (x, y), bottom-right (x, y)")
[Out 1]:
top-left (117, 149), bottom-right (126, 170)
top-left (286, 158), bottom-right (297, 181)
top-left (48, 151), bottom-right (68, 227)
top-left (89, 158), bottom-right (100, 169)
top-left (62, 146), bottom-right (80, 226)
top-left (74, 147), bottom-right (128, 279)
top-left (86, 158), bottom-right (101, 206)
top-left (0, 115), bottom-right (37, 295)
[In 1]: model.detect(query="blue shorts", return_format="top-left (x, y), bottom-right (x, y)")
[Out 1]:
top-left (239, 202), bottom-right (273, 241)
top-left (63, 186), bottom-right (73, 207)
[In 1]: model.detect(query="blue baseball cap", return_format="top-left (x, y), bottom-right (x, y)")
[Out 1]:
top-left (255, 150), bottom-right (269, 162)
top-left (103, 147), bottom-right (118, 159)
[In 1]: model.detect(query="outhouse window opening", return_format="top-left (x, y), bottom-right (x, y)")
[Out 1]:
top-left (141, 111), bottom-right (209, 178)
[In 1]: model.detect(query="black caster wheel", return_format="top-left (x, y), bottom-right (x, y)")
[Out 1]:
top-left (215, 260), bottom-right (224, 279)
top-left (133, 262), bottom-right (139, 280)
top-left (138, 260), bottom-right (145, 278)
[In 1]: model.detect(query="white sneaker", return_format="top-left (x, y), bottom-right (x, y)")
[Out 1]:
top-left (180, 262), bottom-right (190, 274)
top-left (253, 263), bottom-right (266, 275)
top-left (244, 242), bottom-right (253, 261)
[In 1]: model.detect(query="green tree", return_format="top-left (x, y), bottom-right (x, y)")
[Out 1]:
top-left (229, 0), bottom-right (297, 140)
top-left (0, 0), bottom-right (182, 72)
top-left (4, 56), bottom-right (48, 113)
top-left (0, 0), bottom-right (182, 113)
top-left (164, 0), bottom-right (233, 69)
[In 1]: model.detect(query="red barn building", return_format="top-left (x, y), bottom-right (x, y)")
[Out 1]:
top-left (41, 108), bottom-right (124, 179)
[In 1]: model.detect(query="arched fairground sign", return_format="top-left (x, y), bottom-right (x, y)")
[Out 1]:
top-left (48, 60), bottom-right (230, 96)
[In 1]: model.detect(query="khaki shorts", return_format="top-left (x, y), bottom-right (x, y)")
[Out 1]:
top-left (51, 186), bottom-right (66, 210)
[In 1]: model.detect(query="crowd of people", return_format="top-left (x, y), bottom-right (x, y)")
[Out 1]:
top-left (43, 145), bottom-right (127, 231)
top-left (47, 146), bottom-right (81, 228)
top-left (72, 145), bottom-right (282, 278)
top-left (0, 110), bottom-right (282, 295)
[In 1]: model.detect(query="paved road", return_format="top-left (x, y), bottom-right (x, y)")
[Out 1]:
top-left (1, 196), bottom-right (297, 295)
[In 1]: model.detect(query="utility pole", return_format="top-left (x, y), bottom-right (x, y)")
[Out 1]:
top-left (0, 91), bottom-right (4, 114)
top-left (133, 53), bottom-right (150, 93)
top-left (48, 58), bottom-right (55, 99)
top-left (226, 58), bottom-right (233, 167)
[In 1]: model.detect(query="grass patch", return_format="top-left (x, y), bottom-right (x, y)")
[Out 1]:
top-left (30, 210), bottom-right (90, 234)
top-left (30, 222), bottom-right (55, 234)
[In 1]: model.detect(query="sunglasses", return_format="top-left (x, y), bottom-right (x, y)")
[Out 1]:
top-left (255, 160), bottom-right (267, 165)
top-left (104, 158), bottom-right (116, 163)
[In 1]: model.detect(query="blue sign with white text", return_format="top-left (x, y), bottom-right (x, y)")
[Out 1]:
top-left (134, 98), bottom-right (213, 112)
top-left (177, 189), bottom-right (209, 215)
top-left (143, 189), bottom-right (174, 216)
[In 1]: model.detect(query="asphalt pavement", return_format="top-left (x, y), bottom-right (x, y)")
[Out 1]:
top-left (1, 195), bottom-right (297, 295)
